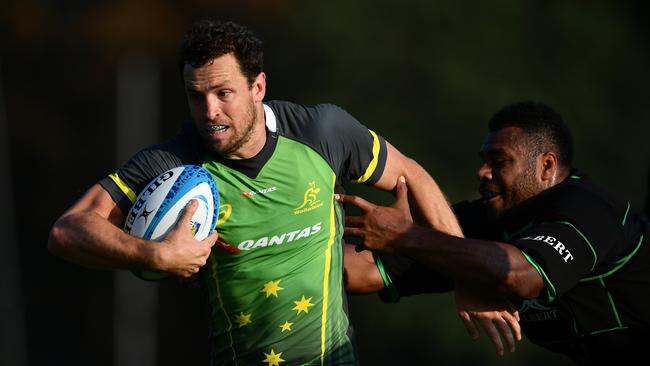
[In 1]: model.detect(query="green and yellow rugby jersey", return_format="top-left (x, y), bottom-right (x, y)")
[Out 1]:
top-left (99, 101), bottom-right (388, 365)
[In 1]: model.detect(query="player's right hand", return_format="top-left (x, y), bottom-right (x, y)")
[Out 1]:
top-left (337, 176), bottom-right (413, 255)
top-left (156, 200), bottom-right (220, 278)
top-left (455, 281), bottom-right (521, 356)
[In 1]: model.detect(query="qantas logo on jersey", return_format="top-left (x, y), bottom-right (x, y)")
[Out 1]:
top-left (241, 186), bottom-right (277, 198)
top-left (520, 235), bottom-right (574, 263)
top-left (293, 181), bottom-right (324, 215)
top-left (237, 222), bottom-right (322, 251)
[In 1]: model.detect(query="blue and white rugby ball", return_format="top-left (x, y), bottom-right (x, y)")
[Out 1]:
top-left (124, 165), bottom-right (219, 280)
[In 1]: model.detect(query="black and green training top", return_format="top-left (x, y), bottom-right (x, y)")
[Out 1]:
top-left (379, 171), bottom-right (650, 365)
top-left (99, 100), bottom-right (388, 366)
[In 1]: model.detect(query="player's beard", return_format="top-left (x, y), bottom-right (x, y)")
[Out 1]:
top-left (209, 99), bottom-right (258, 157)
top-left (504, 157), bottom-right (542, 213)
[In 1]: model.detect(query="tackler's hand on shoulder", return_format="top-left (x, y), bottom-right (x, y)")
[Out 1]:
top-left (336, 176), bottom-right (413, 255)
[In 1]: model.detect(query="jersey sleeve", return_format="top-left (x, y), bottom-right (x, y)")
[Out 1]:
top-left (98, 123), bottom-right (201, 213)
top-left (321, 104), bottom-right (388, 185)
top-left (269, 101), bottom-right (388, 185)
top-left (376, 253), bottom-right (454, 302)
top-left (511, 180), bottom-right (630, 302)
top-left (513, 222), bottom-right (598, 302)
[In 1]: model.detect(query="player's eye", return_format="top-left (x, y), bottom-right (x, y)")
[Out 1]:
top-left (491, 159), bottom-right (508, 169)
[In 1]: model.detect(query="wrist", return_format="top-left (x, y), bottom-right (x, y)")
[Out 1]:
top-left (134, 238), bottom-right (162, 271)
top-left (399, 224), bottom-right (422, 250)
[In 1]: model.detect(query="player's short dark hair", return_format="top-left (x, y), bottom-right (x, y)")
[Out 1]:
top-left (488, 101), bottom-right (574, 168)
top-left (178, 19), bottom-right (263, 85)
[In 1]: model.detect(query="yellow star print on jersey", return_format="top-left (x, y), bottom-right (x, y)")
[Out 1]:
top-left (261, 279), bottom-right (284, 298)
top-left (234, 312), bottom-right (252, 327)
top-left (279, 321), bottom-right (293, 332)
top-left (292, 296), bottom-right (315, 315)
top-left (263, 349), bottom-right (285, 366)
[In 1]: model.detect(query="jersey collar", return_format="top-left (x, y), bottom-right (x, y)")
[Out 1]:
top-left (263, 104), bottom-right (277, 133)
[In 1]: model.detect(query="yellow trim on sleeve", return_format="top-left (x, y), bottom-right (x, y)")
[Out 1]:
top-left (354, 129), bottom-right (380, 183)
top-left (108, 173), bottom-right (137, 203)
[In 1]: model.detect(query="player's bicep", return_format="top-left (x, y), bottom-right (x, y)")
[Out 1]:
top-left (65, 184), bottom-right (125, 227)
top-left (371, 141), bottom-right (410, 191)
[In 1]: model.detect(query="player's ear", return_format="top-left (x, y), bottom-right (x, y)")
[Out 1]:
top-left (539, 152), bottom-right (558, 183)
top-left (251, 72), bottom-right (266, 102)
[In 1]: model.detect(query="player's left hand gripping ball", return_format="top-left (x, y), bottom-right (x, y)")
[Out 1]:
top-left (124, 165), bottom-right (219, 280)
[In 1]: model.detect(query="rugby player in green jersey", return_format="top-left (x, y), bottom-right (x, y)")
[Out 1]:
top-left (48, 19), bottom-right (485, 365)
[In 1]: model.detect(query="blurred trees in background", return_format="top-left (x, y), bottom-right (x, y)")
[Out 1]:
top-left (1, 1), bottom-right (648, 365)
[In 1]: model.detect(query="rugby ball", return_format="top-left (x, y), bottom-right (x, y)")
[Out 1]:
top-left (124, 165), bottom-right (219, 280)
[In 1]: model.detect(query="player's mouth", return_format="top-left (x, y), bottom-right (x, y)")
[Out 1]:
top-left (206, 125), bottom-right (228, 135)
top-left (479, 187), bottom-right (501, 204)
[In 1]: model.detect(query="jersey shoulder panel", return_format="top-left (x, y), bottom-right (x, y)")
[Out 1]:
top-left (266, 100), bottom-right (387, 185)
top-left (503, 175), bottom-right (627, 257)
top-left (99, 122), bottom-right (203, 213)
top-left (534, 177), bottom-right (627, 256)
top-left (508, 175), bottom-right (643, 296)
